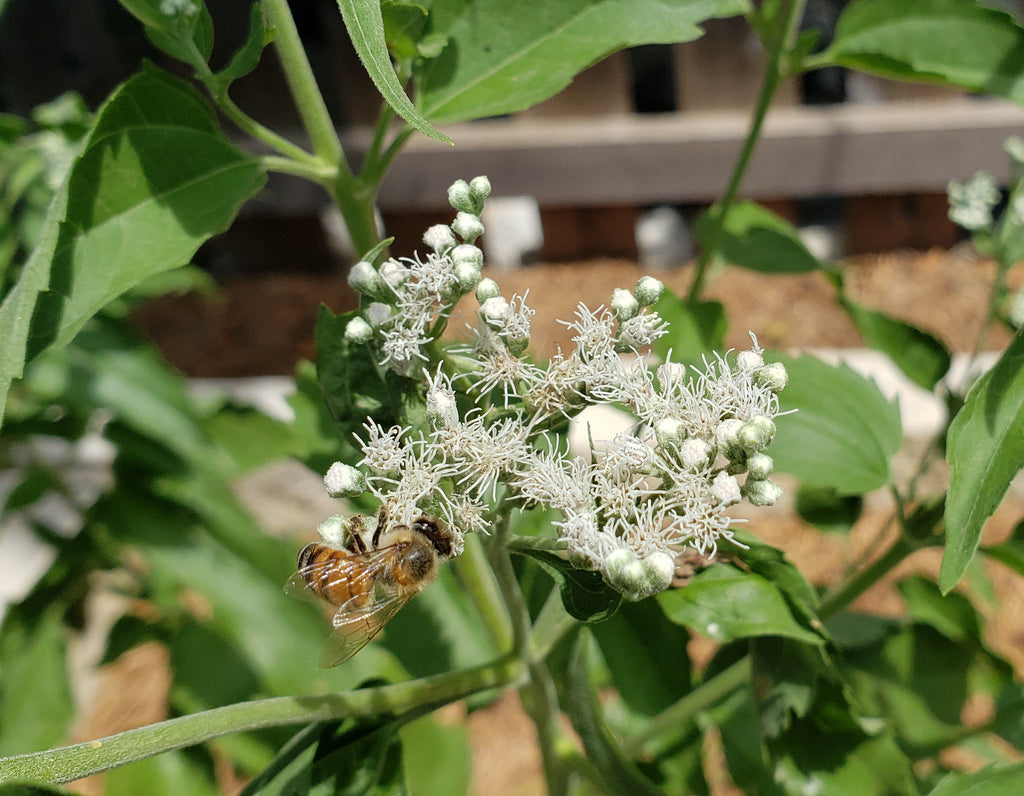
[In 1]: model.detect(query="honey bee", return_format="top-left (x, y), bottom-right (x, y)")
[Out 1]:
top-left (285, 509), bottom-right (454, 667)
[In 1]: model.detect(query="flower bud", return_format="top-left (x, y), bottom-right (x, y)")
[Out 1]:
top-left (447, 179), bottom-right (474, 213)
top-left (654, 417), bottom-right (686, 449)
top-left (738, 416), bottom-right (776, 453)
top-left (753, 362), bottom-right (788, 392)
top-left (715, 418), bottom-right (745, 461)
top-left (611, 288), bottom-right (639, 321)
top-left (475, 277), bottom-right (501, 303)
top-left (452, 243), bottom-right (484, 270)
top-left (454, 260), bottom-right (482, 293)
top-left (378, 259), bottom-right (410, 290)
top-left (347, 260), bottom-right (387, 300)
top-left (365, 302), bottom-right (393, 327)
top-left (423, 224), bottom-right (456, 254)
top-left (736, 349), bottom-right (764, 371)
top-left (678, 437), bottom-right (712, 470)
top-left (641, 552), bottom-right (676, 595)
top-left (469, 175), bottom-right (491, 204)
top-left (604, 547), bottom-right (646, 600)
top-left (634, 275), bottom-right (664, 307)
top-left (317, 513), bottom-right (350, 547)
top-left (746, 452), bottom-right (774, 480)
top-left (711, 470), bottom-right (742, 506)
top-left (505, 333), bottom-right (530, 357)
top-left (1006, 136), bottom-right (1024, 165)
top-left (344, 316), bottom-right (373, 344)
top-left (426, 380), bottom-right (459, 429)
top-left (324, 463), bottom-right (366, 498)
top-left (480, 296), bottom-right (510, 329)
top-left (452, 211), bottom-right (485, 243)
top-left (744, 477), bottom-right (784, 507)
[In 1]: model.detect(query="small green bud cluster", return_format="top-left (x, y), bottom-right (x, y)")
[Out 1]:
top-left (947, 171), bottom-right (1000, 232)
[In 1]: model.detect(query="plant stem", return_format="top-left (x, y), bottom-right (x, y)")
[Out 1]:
top-left (454, 531), bottom-right (514, 653)
top-left (687, 0), bottom-right (807, 302)
top-left (261, 0), bottom-right (343, 167)
top-left (530, 587), bottom-right (578, 660)
top-left (624, 656), bottom-right (752, 756)
top-left (0, 657), bottom-right (522, 785)
top-left (818, 534), bottom-right (920, 620)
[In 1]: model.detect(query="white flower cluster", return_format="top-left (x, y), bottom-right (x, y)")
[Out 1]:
top-left (320, 177), bottom-right (789, 602)
top-left (947, 171), bottom-right (1001, 232)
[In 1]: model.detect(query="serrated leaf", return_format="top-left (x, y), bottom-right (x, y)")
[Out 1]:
top-left (0, 66), bottom-right (264, 427)
top-left (565, 632), bottom-right (663, 796)
top-left (942, 328), bottom-right (1024, 592)
top-left (217, 4), bottom-right (271, 84)
top-left (841, 298), bottom-right (951, 391)
top-left (820, 0), bottom-right (1024, 105)
top-left (417, 0), bottom-right (750, 123)
top-left (510, 536), bottom-right (622, 622)
top-left (336, 0), bottom-right (451, 143)
top-left (696, 201), bottom-right (821, 274)
top-left (768, 353), bottom-right (902, 495)
top-left (659, 565), bottom-right (824, 645)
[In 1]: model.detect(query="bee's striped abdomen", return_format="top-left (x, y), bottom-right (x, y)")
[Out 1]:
top-left (297, 543), bottom-right (371, 607)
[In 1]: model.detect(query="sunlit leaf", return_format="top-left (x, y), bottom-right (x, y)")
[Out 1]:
top-left (104, 749), bottom-right (220, 796)
top-left (928, 761), bottom-right (1024, 795)
top-left (696, 201), bottom-right (821, 273)
top-left (942, 329), bottom-right (1024, 592)
top-left (651, 293), bottom-right (727, 363)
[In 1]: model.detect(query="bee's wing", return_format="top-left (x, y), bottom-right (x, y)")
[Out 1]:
top-left (283, 546), bottom-right (388, 606)
top-left (318, 590), bottom-right (414, 668)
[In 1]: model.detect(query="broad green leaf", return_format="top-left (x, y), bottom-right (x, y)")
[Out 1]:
top-left (382, 0), bottom-right (430, 60)
top-left (767, 353), bottom-right (902, 495)
top-left (651, 293), bottom-right (726, 363)
top-left (217, 4), bottom-right (271, 84)
top-left (336, 0), bottom-right (451, 143)
top-left (696, 201), bottom-right (821, 274)
top-left (795, 483), bottom-right (863, 534)
top-left (898, 576), bottom-right (981, 643)
top-left (565, 632), bottom-right (663, 796)
top-left (417, 0), bottom-right (750, 123)
top-left (819, 0), bottom-right (1024, 105)
top-left (510, 536), bottom-right (622, 622)
top-left (841, 298), bottom-right (951, 391)
top-left (309, 720), bottom-right (405, 796)
top-left (591, 599), bottom-right (692, 715)
top-left (659, 565), bottom-right (824, 645)
top-left (0, 605), bottom-right (72, 756)
top-left (929, 763), bottom-right (1024, 796)
top-left (0, 66), bottom-right (264, 427)
top-left (942, 328), bottom-right (1024, 592)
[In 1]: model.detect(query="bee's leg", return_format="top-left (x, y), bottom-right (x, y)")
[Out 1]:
top-left (346, 515), bottom-right (368, 554)
top-left (371, 506), bottom-right (389, 548)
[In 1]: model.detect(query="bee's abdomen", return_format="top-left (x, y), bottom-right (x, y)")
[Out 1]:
top-left (298, 543), bottom-right (367, 607)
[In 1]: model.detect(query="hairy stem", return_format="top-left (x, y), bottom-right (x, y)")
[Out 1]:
top-left (0, 657), bottom-right (522, 785)
top-left (687, 0), bottom-right (807, 302)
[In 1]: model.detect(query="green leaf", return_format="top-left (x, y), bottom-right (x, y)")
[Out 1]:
top-left (658, 565), bottom-right (824, 645)
top-left (767, 353), bottom-right (902, 495)
top-left (217, 4), bottom-right (271, 84)
top-left (565, 632), bottom-right (663, 796)
top-left (929, 763), bottom-right (1024, 796)
top-left (0, 605), bottom-right (73, 756)
top-left (820, 0), bottom-right (1024, 105)
top-left (795, 483), bottom-right (863, 535)
top-left (591, 599), bottom-right (692, 715)
top-left (382, 0), bottom-right (430, 60)
top-left (696, 201), bottom-right (821, 274)
top-left (942, 328), bottom-right (1024, 592)
top-left (0, 65), bottom-right (264, 427)
top-left (652, 293), bottom-right (727, 363)
top-left (840, 298), bottom-right (951, 391)
top-left (898, 575), bottom-right (981, 643)
top-left (336, 0), bottom-right (451, 143)
top-left (510, 536), bottom-right (622, 622)
top-left (417, 0), bottom-right (750, 123)
top-left (0, 785), bottom-right (76, 795)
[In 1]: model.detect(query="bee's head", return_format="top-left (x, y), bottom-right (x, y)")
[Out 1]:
top-left (412, 516), bottom-right (454, 558)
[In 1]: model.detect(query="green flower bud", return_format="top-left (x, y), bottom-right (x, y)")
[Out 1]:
top-left (715, 418), bottom-right (745, 461)
top-left (753, 362), bottom-right (788, 392)
top-left (344, 316), bottom-right (373, 344)
top-left (611, 288), bottom-right (639, 321)
top-left (744, 477), bottom-right (783, 507)
top-left (736, 349), bottom-right (764, 371)
top-left (469, 175), bottom-right (492, 204)
top-left (746, 452), bottom-right (774, 480)
top-left (423, 224), bottom-right (457, 254)
top-left (711, 471), bottom-right (741, 506)
top-left (634, 275), bottom-right (664, 307)
top-left (317, 513), bottom-right (350, 547)
top-left (452, 211), bottom-right (485, 243)
top-left (738, 416), bottom-right (776, 453)
top-left (476, 277), bottom-right (501, 303)
top-left (480, 296), bottom-right (510, 329)
top-left (452, 243), bottom-right (484, 269)
top-left (654, 417), bottom-right (687, 449)
top-left (447, 179), bottom-right (474, 213)
top-left (347, 260), bottom-right (387, 300)
top-left (324, 463), bottom-right (366, 498)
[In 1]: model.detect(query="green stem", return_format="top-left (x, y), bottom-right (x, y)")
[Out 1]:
top-left (529, 587), bottom-right (578, 661)
top-left (818, 534), bottom-right (921, 620)
top-left (0, 657), bottom-right (522, 785)
top-left (261, 0), bottom-right (343, 166)
top-left (687, 0), bottom-right (807, 302)
top-left (625, 656), bottom-right (752, 756)
top-left (258, 154), bottom-right (335, 182)
top-left (454, 532), bottom-right (514, 653)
